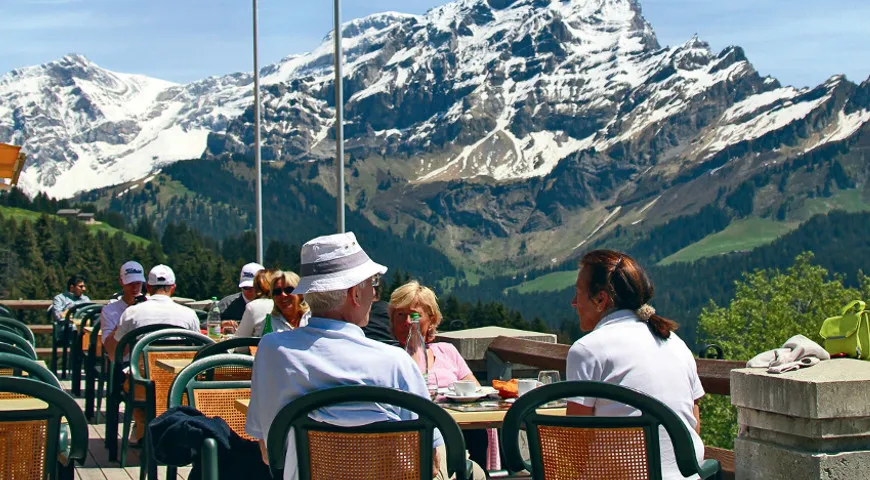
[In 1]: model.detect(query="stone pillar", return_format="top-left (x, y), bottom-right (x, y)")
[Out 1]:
top-left (731, 359), bottom-right (870, 480)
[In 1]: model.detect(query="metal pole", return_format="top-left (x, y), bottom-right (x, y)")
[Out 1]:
top-left (333, 0), bottom-right (345, 233)
top-left (253, 0), bottom-right (264, 263)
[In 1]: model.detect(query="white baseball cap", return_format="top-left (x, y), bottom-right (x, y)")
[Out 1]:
top-left (147, 264), bottom-right (176, 286)
top-left (119, 261), bottom-right (146, 285)
top-left (239, 262), bottom-right (265, 288)
top-left (292, 232), bottom-right (387, 295)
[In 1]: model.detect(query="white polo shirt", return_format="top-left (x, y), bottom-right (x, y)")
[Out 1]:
top-left (112, 294), bottom-right (200, 342)
top-left (246, 316), bottom-right (442, 480)
top-left (100, 298), bottom-right (131, 344)
top-left (566, 309), bottom-right (705, 480)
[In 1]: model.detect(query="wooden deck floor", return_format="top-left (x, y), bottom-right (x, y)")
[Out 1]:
top-left (60, 380), bottom-right (192, 480)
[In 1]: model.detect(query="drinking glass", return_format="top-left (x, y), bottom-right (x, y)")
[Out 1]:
top-left (427, 370), bottom-right (439, 400)
top-left (537, 370), bottom-right (561, 385)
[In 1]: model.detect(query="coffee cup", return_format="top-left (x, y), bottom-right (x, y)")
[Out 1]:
top-left (517, 379), bottom-right (540, 396)
top-left (451, 380), bottom-right (477, 396)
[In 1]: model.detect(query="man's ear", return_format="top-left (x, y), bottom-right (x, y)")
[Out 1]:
top-left (348, 285), bottom-right (361, 307)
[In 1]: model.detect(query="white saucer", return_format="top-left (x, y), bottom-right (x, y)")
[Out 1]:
top-left (444, 392), bottom-right (488, 403)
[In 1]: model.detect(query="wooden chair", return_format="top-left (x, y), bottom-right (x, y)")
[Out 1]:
top-left (142, 353), bottom-right (255, 480)
top-left (0, 329), bottom-right (38, 360)
top-left (0, 317), bottom-right (36, 345)
top-left (501, 381), bottom-right (721, 480)
top-left (266, 385), bottom-right (469, 480)
top-left (122, 329), bottom-right (213, 467)
top-left (0, 377), bottom-right (89, 479)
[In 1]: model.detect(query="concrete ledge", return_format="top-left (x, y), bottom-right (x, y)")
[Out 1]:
top-left (738, 409), bottom-right (870, 451)
top-left (731, 359), bottom-right (870, 419)
top-left (735, 437), bottom-right (870, 480)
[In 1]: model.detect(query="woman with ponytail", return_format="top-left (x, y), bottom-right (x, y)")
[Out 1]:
top-left (567, 249), bottom-right (704, 479)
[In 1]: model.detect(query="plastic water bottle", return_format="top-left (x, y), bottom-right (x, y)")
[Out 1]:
top-left (207, 297), bottom-right (221, 339)
top-left (405, 313), bottom-right (434, 397)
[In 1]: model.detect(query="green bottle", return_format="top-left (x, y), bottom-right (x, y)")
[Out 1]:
top-left (262, 313), bottom-right (273, 335)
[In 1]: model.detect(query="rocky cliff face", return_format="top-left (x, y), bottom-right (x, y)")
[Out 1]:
top-left (3, 0), bottom-right (869, 267)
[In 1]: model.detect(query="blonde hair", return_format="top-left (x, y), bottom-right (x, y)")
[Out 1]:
top-left (388, 280), bottom-right (442, 342)
top-left (270, 271), bottom-right (309, 317)
top-left (253, 269), bottom-right (277, 299)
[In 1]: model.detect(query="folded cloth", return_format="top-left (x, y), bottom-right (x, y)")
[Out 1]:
top-left (746, 334), bottom-right (831, 374)
top-left (149, 406), bottom-right (271, 479)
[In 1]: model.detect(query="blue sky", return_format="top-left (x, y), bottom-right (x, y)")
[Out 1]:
top-left (2, 0), bottom-right (868, 88)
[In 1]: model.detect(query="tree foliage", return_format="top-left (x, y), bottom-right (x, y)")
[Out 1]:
top-left (696, 252), bottom-right (869, 449)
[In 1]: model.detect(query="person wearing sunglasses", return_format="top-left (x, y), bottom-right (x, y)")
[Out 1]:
top-left (261, 270), bottom-right (309, 334)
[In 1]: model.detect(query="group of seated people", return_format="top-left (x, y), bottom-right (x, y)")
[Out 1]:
top-left (66, 231), bottom-right (703, 479)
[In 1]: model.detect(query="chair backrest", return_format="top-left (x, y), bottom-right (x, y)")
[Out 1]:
top-left (0, 329), bottom-right (38, 360)
top-left (0, 317), bottom-right (36, 345)
top-left (108, 323), bottom-right (183, 400)
top-left (130, 329), bottom-right (214, 418)
top-left (75, 304), bottom-right (102, 329)
top-left (0, 304), bottom-right (14, 318)
top-left (0, 377), bottom-right (89, 478)
top-left (168, 354), bottom-right (254, 439)
top-left (501, 381), bottom-right (721, 480)
top-left (62, 302), bottom-right (97, 322)
top-left (0, 353), bottom-right (62, 399)
top-left (193, 336), bottom-right (261, 361)
top-left (266, 385), bottom-right (467, 480)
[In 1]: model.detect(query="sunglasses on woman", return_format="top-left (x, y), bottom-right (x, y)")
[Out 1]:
top-left (272, 287), bottom-right (296, 296)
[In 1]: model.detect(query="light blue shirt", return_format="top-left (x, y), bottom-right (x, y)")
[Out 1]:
top-left (52, 291), bottom-right (91, 322)
top-left (246, 316), bottom-right (443, 480)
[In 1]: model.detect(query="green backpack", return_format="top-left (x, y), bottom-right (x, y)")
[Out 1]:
top-left (819, 300), bottom-right (870, 360)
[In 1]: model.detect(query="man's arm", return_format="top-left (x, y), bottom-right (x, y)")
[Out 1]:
top-left (51, 294), bottom-right (66, 322)
top-left (693, 399), bottom-right (701, 434)
top-left (258, 440), bottom-right (269, 465)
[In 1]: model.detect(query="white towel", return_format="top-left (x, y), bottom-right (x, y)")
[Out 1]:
top-left (746, 334), bottom-right (831, 374)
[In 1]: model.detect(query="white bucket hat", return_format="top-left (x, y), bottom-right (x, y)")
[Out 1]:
top-left (292, 232), bottom-right (387, 295)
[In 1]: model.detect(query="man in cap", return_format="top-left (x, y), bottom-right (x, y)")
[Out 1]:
top-left (245, 232), bottom-right (484, 480)
top-left (107, 264), bottom-right (200, 445)
top-left (217, 262), bottom-right (265, 322)
top-left (99, 261), bottom-right (146, 345)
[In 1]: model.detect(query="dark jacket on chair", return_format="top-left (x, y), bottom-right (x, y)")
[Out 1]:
top-left (149, 406), bottom-right (271, 479)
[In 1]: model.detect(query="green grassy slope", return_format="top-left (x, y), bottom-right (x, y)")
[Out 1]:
top-left (0, 206), bottom-right (150, 245)
top-left (659, 218), bottom-right (798, 266)
top-left (506, 270), bottom-right (577, 294)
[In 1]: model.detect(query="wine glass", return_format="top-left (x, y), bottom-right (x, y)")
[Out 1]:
top-left (427, 370), bottom-right (439, 400)
top-left (537, 370), bottom-right (561, 386)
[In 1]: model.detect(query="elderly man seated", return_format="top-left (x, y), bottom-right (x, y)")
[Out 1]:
top-left (245, 232), bottom-right (484, 480)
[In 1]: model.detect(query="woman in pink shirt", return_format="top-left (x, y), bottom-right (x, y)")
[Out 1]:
top-left (389, 281), bottom-right (499, 473)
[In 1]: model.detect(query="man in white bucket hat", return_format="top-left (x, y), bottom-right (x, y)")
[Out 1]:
top-left (246, 232), bottom-right (482, 479)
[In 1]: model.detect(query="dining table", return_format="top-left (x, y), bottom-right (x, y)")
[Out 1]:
top-left (233, 397), bottom-right (565, 430)
top-left (155, 358), bottom-right (194, 374)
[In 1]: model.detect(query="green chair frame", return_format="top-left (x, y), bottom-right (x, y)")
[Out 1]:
top-left (0, 329), bottom-right (38, 359)
top-left (266, 385), bottom-right (468, 480)
top-left (104, 323), bottom-right (179, 461)
top-left (0, 304), bottom-right (14, 318)
top-left (83, 319), bottom-right (103, 421)
top-left (121, 329), bottom-right (213, 467)
top-left (51, 302), bottom-right (96, 380)
top-left (0, 353), bottom-right (61, 388)
top-left (0, 316), bottom-right (36, 345)
top-left (140, 354), bottom-right (255, 480)
top-left (193, 336), bottom-right (261, 360)
top-left (0, 377), bottom-right (89, 479)
top-left (71, 305), bottom-right (103, 396)
top-left (501, 381), bottom-right (721, 480)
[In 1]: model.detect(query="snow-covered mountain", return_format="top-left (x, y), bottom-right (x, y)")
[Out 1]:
top-left (2, 0), bottom-right (869, 205)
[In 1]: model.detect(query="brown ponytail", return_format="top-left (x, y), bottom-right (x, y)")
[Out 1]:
top-left (580, 250), bottom-right (679, 339)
